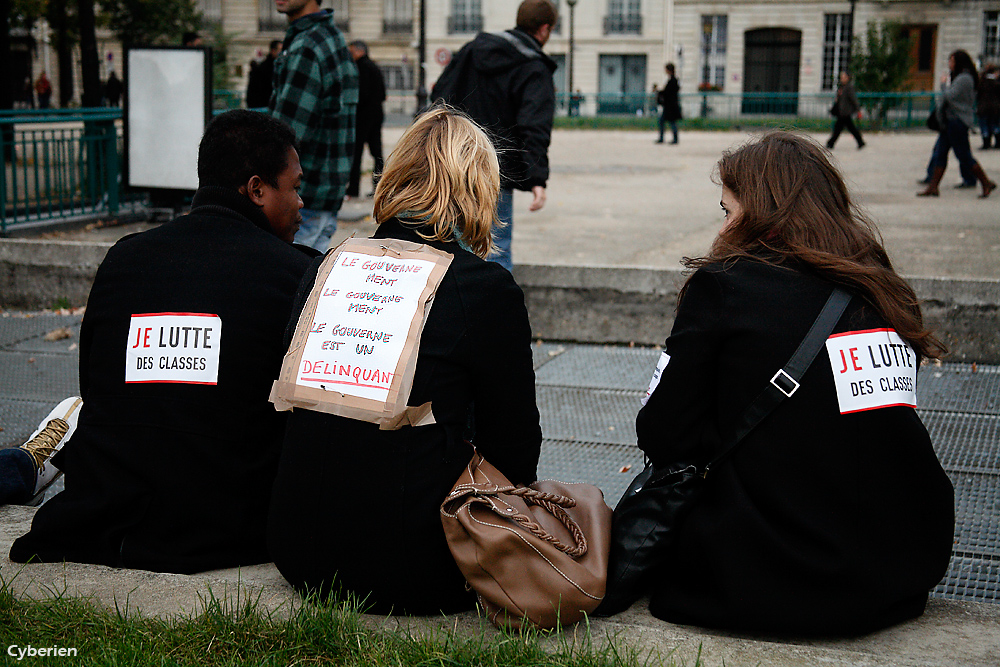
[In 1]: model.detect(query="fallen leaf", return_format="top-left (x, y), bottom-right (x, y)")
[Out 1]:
top-left (619, 465), bottom-right (632, 473)
top-left (44, 327), bottom-right (73, 341)
top-left (28, 357), bottom-right (35, 363)
top-left (68, 343), bottom-right (78, 351)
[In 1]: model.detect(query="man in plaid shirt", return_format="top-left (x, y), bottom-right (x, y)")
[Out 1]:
top-left (271, 0), bottom-right (358, 252)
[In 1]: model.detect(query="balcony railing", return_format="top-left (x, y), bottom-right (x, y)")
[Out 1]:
top-left (448, 14), bottom-right (483, 34)
top-left (603, 14), bottom-right (642, 35)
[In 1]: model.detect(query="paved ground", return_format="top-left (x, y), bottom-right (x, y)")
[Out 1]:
top-left (28, 128), bottom-right (1000, 281)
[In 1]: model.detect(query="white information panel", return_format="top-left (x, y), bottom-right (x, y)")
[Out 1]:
top-left (126, 48), bottom-right (208, 190)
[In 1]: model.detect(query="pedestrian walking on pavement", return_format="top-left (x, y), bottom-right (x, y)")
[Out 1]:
top-left (345, 40), bottom-right (386, 199)
top-left (826, 72), bottom-right (865, 150)
top-left (656, 64), bottom-right (681, 144)
top-left (430, 0), bottom-right (558, 273)
top-left (919, 50), bottom-right (997, 198)
top-left (977, 63), bottom-right (1000, 149)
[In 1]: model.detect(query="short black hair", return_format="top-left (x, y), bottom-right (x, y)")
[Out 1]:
top-left (269, 39), bottom-right (283, 51)
top-left (182, 32), bottom-right (201, 46)
top-left (348, 40), bottom-right (368, 54)
top-left (197, 110), bottom-right (299, 190)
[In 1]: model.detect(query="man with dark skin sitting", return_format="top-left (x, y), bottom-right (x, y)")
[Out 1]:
top-left (10, 110), bottom-right (319, 574)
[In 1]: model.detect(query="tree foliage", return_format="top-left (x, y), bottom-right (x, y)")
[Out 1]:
top-left (851, 20), bottom-right (914, 93)
top-left (98, 0), bottom-right (201, 48)
top-left (850, 20), bottom-right (914, 126)
top-left (10, 0), bottom-right (49, 28)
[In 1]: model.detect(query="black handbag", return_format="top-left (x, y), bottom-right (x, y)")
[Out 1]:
top-left (927, 105), bottom-right (941, 132)
top-left (595, 288), bottom-right (852, 616)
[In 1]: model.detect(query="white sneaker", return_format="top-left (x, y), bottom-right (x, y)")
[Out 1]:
top-left (21, 396), bottom-right (83, 504)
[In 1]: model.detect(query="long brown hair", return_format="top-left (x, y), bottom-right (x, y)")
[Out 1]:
top-left (685, 131), bottom-right (945, 359)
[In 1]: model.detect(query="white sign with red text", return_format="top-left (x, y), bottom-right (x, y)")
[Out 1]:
top-left (641, 351), bottom-right (671, 406)
top-left (295, 250), bottom-right (437, 402)
top-left (125, 313), bottom-right (222, 384)
top-left (825, 328), bottom-right (917, 414)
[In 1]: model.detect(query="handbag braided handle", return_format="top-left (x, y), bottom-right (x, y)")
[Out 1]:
top-left (458, 484), bottom-right (589, 558)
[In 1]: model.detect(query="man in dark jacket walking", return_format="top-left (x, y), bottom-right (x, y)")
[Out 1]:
top-left (430, 0), bottom-right (557, 272)
top-left (826, 71), bottom-right (865, 150)
top-left (246, 40), bottom-right (282, 109)
top-left (345, 40), bottom-right (386, 199)
top-left (9, 110), bottom-right (318, 574)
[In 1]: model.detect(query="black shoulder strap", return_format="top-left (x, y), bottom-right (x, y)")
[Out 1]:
top-left (704, 287), bottom-right (852, 476)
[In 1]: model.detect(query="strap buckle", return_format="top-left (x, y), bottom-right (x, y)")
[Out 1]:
top-left (770, 369), bottom-right (800, 398)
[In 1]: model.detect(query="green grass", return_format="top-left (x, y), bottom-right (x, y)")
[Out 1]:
top-left (0, 579), bottom-right (699, 667)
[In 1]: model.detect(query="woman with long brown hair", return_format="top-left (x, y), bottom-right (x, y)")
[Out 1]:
top-left (636, 131), bottom-right (955, 635)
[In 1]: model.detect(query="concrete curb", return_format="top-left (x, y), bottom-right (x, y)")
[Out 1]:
top-left (3, 505), bottom-right (998, 667)
top-left (2, 239), bottom-right (999, 362)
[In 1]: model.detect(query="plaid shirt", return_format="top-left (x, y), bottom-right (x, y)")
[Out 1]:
top-left (270, 9), bottom-right (358, 213)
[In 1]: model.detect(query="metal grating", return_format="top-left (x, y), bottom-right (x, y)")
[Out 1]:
top-left (0, 314), bottom-right (83, 348)
top-left (531, 342), bottom-right (570, 371)
top-left (920, 412), bottom-right (1000, 473)
top-left (535, 345), bottom-right (661, 390)
top-left (0, 351), bottom-right (80, 402)
top-left (917, 364), bottom-right (1000, 415)
top-left (951, 472), bottom-right (1000, 557)
top-left (537, 438), bottom-right (645, 508)
top-left (1, 317), bottom-right (1000, 605)
top-left (933, 555), bottom-right (1000, 603)
top-left (0, 398), bottom-right (59, 449)
top-left (537, 385), bottom-right (641, 446)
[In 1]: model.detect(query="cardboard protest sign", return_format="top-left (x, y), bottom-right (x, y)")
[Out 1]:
top-left (270, 237), bottom-right (453, 429)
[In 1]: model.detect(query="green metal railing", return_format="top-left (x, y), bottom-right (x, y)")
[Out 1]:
top-left (556, 90), bottom-right (938, 130)
top-left (1, 108), bottom-right (122, 232)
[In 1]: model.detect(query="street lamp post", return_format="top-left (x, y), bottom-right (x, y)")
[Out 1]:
top-left (566, 0), bottom-right (577, 113)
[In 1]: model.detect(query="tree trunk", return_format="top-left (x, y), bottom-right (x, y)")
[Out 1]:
top-left (77, 0), bottom-right (101, 107)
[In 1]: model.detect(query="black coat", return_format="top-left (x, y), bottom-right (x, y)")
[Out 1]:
top-left (431, 29), bottom-right (555, 191)
top-left (10, 187), bottom-right (316, 573)
top-left (267, 219), bottom-right (542, 614)
top-left (637, 258), bottom-right (954, 635)
top-left (354, 54), bottom-right (386, 128)
top-left (657, 76), bottom-right (681, 122)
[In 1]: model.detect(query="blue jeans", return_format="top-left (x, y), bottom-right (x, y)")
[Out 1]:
top-left (295, 208), bottom-right (338, 252)
top-left (925, 133), bottom-right (975, 185)
top-left (931, 118), bottom-right (979, 178)
top-left (658, 114), bottom-right (678, 143)
top-left (491, 188), bottom-right (514, 273)
top-left (0, 448), bottom-right (35, 505)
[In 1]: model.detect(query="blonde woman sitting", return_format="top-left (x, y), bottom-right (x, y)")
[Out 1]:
top-left (267, 106), bottom-right (543, 614)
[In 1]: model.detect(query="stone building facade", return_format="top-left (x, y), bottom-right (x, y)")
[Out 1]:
top-left (17, 0), bottom-right (1000, 114)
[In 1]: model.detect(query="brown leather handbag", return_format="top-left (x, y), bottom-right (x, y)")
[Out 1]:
top-left (440, 452), bottom-right (613, 630)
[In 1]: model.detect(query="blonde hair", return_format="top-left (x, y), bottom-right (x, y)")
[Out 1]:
top-left (373, 105), bottom-right (501, 258)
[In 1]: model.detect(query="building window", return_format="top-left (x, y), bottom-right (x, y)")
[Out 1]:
top-left (198, 0), bottom-right (222, 29)
top-left (985, 11), bottom-right (1000, 60)
top-left (383, 0), bottom-right (413, 34)
top-left (597, 53), bottom-right (646, 113)
top-left (604, 0), bottom-right (641, 36)
top-left (381, 62), bottom-right (415, 91)
top-left (700, 15), bottom-right (726, 90)
top-left (448, 0), bottom-right (483, 34)
top-left (822, 14), bottom-right (852, 91)
top-left (259, 0), bottom-right (285, 32)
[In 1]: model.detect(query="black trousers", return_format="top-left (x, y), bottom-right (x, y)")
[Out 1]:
top-left (347, 120), bottom-right (385, 197)
top-left (827, 115), bottom-right (865, 148)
